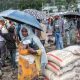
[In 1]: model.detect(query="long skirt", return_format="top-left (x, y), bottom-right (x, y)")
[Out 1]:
top-left (18, 56), bottom-right (38, 80)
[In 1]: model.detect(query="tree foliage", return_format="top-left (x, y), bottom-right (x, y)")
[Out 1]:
top-left (0, 0), bottom-right (77, 11)
top-left (18, 0), bottom-right (48, 10)
top-left (65, 0), bottom-right (77, 9)
top-left (0, 0), bottom-right (48, 11)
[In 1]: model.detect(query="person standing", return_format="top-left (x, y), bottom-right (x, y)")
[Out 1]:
top-left (0, 22), bottom-right (17, 69)
top-left (64, 19), bottom-right (76, 46)
top-left (0, 19), bottom-right (7, 76)
top-left (77, 18), bottom-right (80, 36)
top-left (19, 25), bottom-right (48, 77)
top-left (64, 19), bottom-right (71, 46)
top-left (76, 18), bottom-right (80, 44)
top-left (40, 20), bottom-right (48, 46)
top-left (53, 16), bottom-right (64, 49)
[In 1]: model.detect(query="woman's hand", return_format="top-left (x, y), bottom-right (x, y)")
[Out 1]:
top-left (28, 47), bottom-right (37, 54)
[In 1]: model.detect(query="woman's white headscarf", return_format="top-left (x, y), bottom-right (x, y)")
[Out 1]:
top-left (19, 24), bottom-right (48, 65)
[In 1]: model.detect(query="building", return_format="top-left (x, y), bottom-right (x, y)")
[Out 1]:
top-left (42, 4), bottom-right (58, 16)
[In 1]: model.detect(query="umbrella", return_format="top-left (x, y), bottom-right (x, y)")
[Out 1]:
top-left (62, 12), bottom-right (80, 18)
top-left (0, 9), bottom-right (42, 30)
top-left (24, 9), bottom-right (46, 20)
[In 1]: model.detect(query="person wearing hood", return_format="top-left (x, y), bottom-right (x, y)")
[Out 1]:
top-left (0, 22), bottom-right (17, 69)
top-left (19, 24), bottom-right (48, 76)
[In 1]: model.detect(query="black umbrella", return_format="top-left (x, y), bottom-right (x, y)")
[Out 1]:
top-left (62, 12), bottom-right (80, 18)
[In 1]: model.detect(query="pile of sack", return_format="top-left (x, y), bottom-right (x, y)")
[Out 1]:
top-left (44, 45), bottom-right (80, 80)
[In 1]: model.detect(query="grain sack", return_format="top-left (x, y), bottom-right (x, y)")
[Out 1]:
top-left (46, 59), bottom-right (80, 76)
top-left (44, 69), bottom-right (59, 80)
top-left (47, 50), bottom-right (80, 67)
top-left (63, 45), bottom-right (80, 55)
top-left (44, 69), bottom-right (75, 80)
top-left (58, 59), bottom-right (80, 76)
top-left (61, 55), bottom-right (80, 67)
top-left (59, 66), bottom-right (80, 80)
top-left (73, 66), bottom-right (80, 80)
top-left (46, 61), bottom-right (60, 74)
top-left (59, 71), bottom-right (75, 80)
top-left (47, 50), bottom-right (64, 66)
top-left (44, 69), bottom-right (52, 80)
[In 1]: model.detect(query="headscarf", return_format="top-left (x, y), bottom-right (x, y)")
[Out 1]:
top-left (19, 24), bottom-right (48, 65)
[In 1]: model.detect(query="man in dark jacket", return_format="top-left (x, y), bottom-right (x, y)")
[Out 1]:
top-left (0, 20), bottom-right (6, 75)
top-left (0, 26), bottom-right (17, 68)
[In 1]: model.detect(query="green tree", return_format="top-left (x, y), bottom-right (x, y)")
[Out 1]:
top-left (65, 0), bottom-right (77, 9)
top-left (18, 0), bottom-right (48, 10)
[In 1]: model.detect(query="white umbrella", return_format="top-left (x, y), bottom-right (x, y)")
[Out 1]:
top-left (24, 9), bottom-right (46, 20)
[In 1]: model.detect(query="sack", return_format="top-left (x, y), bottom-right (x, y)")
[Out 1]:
top-left (44, 69), bottom-right (75, 80)
top-left (47, 50), bottom-right (80, 67)
top-left (59, 59), bottom-right (80, 76)
top-left (63, 45), bottom-right (80, 55)
top-left (46, 61), bottom-right (60, 75)
top-left (46, 59), bottom-right (80, 76)
top-left (44, 69), bottom-right (59, 80)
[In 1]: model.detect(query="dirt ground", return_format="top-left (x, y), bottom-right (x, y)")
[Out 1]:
top-left (0, 60), bottom-right (17, 80)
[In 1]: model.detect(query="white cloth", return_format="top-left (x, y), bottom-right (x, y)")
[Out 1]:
top-left (20, 55), bottom-right (35, 64)
top-left (22, 40), bottom-right (31, 45)
top-left (1, 27), bottom-right (8, 34)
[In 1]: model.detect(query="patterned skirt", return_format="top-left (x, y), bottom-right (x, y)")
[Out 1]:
top-left (18, 56), bottom-right (38, 80)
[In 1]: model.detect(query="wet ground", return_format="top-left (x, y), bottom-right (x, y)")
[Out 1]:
top-left (0, 60), bottom-right (17, 80)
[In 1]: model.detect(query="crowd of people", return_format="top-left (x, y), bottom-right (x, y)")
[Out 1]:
top-left (45, 15), bottom-right (80, 49)
top-left (0, 19), bottom-right (48, 80)
top-left (0, 14), bottom-right (80, 80)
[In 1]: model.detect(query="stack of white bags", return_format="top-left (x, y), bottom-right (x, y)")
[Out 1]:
top-left (44, 45), bottom-right (80, 80)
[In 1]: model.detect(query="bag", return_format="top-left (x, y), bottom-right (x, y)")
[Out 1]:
top-left (47, 50), bottom-right (80, 67)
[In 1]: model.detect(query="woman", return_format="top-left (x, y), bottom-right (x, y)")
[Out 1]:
top-left (53, 17), bottom-right (64, 49)
top-left (19, 24), bottom-right (48, 76)
top-left (18, 39), bottom-right (40, 80)
top-left (18, 26), bottom-right (44, 80)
